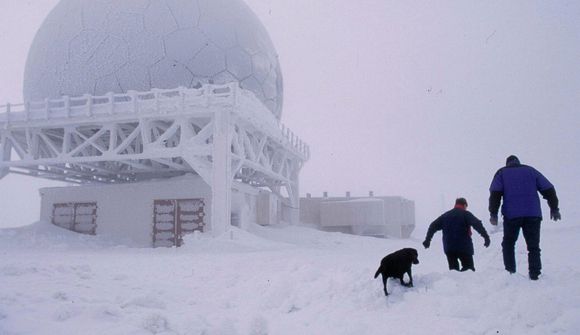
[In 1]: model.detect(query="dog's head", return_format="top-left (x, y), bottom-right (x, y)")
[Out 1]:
top-left (405, 248), bottom-right (419, 264)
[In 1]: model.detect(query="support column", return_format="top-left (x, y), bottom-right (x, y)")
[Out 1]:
top-left (289, 180), bottom-right (300, 225)
top-left (210, 109), bottom-right (233, 236)
top-left (288, 160), bottom-right (301, 225)
top-left (0, 133), bottom-right (11, 179)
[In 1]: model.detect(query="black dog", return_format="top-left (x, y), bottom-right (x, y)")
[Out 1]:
top-left (374, 248), bottom-right (419, 296)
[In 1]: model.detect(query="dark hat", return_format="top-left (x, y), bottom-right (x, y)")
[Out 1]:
top-left (455, 198), bottom-right (468, 207)
top-left (506, 155), bottom-right (520, 166)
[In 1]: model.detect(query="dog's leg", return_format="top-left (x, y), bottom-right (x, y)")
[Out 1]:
top-left (406, 269), bottom-right (414, 287)
top-left (399, 276), bottom-right (406, 286)
top-left (400, 271), bottom-right (414, 287)
top-left (382, 275), bottom-right (389, 296)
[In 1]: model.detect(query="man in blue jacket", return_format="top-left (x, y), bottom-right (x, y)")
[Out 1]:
top-left (489, 155), bottom-right (561, 280)
top-left (423, 198), bottom-right (490, 271)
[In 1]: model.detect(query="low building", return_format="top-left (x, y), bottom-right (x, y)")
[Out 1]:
top-left (300, 193), bottom-right (415, 238)
top-left (39, 175), bottom-right (286, 247)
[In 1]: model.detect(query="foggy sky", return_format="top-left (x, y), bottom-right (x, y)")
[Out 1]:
top-left (0, 0), bottom-right (579, 229)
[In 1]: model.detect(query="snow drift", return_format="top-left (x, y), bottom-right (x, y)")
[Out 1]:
top-left (1, 220), bottom-right (579, 334)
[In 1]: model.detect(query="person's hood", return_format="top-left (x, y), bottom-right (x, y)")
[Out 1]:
top-left (506, 155), bottom-right (520, 167)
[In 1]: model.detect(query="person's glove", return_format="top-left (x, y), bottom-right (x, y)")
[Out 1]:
top-left (484, 236), bottom-right (491, 248)
top-left (550, 209), bottom-right (561, 221)
top-left (490, 214), bottom-right (498, 226)
top-left (422, 240), bottom-right (430, 249)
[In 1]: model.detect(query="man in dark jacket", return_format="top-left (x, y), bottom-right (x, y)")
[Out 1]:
top-left (423, 198), bottom-right (490, 271)
top-left (489, 155), bottom-right (561, 280)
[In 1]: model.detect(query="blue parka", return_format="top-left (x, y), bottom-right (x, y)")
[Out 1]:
top-left (424, 207), bottom-right (489, 255)
top-left (489, 158), bottom-right (558, 220)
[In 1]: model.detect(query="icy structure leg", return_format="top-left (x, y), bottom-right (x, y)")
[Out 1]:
top-left (210, 109), bottom-right (233, 236)
top-left (289, 179), bottom-right (300, 225)
top-left (0, 134), bottom-right (11, 179)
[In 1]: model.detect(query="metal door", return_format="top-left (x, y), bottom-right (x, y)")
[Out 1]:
top-left (52, 202), bottom-right (97, 235)
top-left (153, 199), bottom-right (205, 247)
top-left (153, 200), bottom-right (177, 247)
top-left (73, 203), bottom-right (97, 235)
top-left (52, 203), bottom-right (74, 230)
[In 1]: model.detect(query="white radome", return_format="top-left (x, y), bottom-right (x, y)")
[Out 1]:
top-left (23, 0), bottom-right (284, 118)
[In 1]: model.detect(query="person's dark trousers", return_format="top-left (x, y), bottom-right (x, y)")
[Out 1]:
top-left (446, 252), bottom-right (475, 271)
top-left (502, 217), bottom-right (542, 277)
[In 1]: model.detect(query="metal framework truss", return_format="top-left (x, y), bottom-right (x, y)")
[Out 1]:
top-left (0, 83), bottom-right (309, 233)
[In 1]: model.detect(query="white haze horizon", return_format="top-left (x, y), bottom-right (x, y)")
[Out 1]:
top-left (0, 0), bottom-right (579, 231)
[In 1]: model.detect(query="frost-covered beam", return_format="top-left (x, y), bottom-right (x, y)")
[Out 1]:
top-left (210, 109), bottom-right (233, 236)
top-left (0, 133), bottom-right (11, 179)
top-left (8, 166), bottom-right (115, 184)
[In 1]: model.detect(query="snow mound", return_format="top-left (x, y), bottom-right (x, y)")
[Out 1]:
top-left (1, 220), bottom-right (579, 334)
top-left (180, 223), bottom-right (391, 253)
top-left (0, 221), bottom-right (128, 250)
top-left (180, 225), bottom-right (295, 253)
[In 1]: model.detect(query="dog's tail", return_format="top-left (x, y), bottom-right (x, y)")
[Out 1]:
top-left (374, 267), bottom-right (382, 279)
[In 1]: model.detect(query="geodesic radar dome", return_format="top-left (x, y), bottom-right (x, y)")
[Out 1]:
top-left (23, 0), bottom-right (284, 118)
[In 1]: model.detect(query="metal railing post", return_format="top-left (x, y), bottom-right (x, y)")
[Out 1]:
top-left (25, 102), bottom-right (30, 121)
top-left (44, 98), bottom-right (50, 120)
top-left (5, 103), bottom-right (10, 128)
top-left (64, 96), bottom-right (70, 118)
top-left (86, 94), bottom-right (93, 117)
top-left (107, 92), bottom-right (115, 115)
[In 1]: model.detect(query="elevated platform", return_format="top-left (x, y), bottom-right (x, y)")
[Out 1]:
top-left (0, 83), bottom-right (309, 234)
top-left (0, 83), bottom-right (308, 181)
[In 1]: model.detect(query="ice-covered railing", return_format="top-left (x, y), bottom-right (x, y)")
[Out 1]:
top-left (0, 83), bottom-right (309, 159)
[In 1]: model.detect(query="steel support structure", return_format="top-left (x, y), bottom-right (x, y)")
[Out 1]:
top-left (0, 83), bottom-right (309, 235)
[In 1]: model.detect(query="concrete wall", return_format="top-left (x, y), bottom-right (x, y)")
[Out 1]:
top-left (381, 196), bottom-right (415, 238)
top-left (256, 192), bottom-right (278, 226)
top-left (299, 196), bottom-right (323, 225)
top-left (320, 198), bottom-right (384, 227)
top-left (300, 195), bottom-right (416, 238)
top-left (39, 175), bottom-right (261, 246)
top-left (231, 182), bottom-right (260, 229)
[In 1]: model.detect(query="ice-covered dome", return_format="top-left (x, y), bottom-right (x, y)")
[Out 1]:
top-left (23, 0), bottom-right (283, 118)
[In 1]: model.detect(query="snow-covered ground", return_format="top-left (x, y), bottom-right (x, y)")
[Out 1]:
top-left (1, 220), bottom-right (579, 335)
